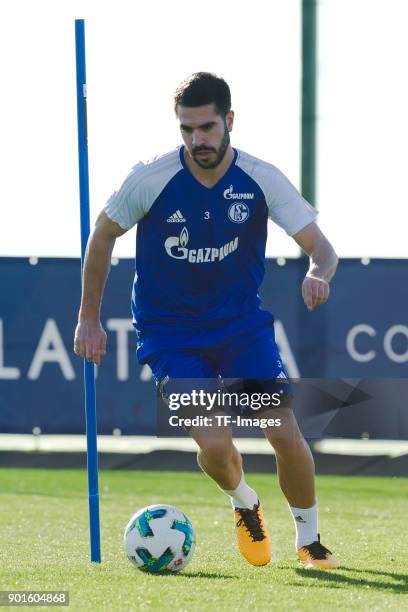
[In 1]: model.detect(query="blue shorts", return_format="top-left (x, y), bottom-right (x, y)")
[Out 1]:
top-left (147, 321), bottom-right (285, 379)
top-left (146, 321), bottom-right (293, 418)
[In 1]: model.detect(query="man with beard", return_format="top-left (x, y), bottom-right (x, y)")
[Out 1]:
top-left (74, 72), bottom-right (339, 569)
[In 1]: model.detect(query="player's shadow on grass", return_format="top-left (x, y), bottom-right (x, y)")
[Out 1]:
top-left (292, 566), bottom-right (408, 594)
top-left (153, 570), bottom-right (239, 580)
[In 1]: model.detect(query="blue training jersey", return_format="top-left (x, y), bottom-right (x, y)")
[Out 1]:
top-left (104, 146), bottom-right (317, 361)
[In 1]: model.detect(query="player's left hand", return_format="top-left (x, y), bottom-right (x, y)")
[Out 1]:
top-left (302, 275), bottom-right (329, 311)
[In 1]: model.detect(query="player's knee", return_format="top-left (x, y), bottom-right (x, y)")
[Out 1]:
top-left (197, 439), bottom-right (239, 471)
top-left (272, 434), bottom-right (312, 462)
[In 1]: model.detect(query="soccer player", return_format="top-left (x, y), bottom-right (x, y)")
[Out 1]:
top-left (74, 72), bottom-right (339, 569)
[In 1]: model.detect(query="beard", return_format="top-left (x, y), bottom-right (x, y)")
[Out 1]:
top-left (191, 122), bottom-right (230, 169)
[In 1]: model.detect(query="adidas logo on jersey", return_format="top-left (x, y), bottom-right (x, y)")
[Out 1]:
top-left (167, 210), bottom-right (186, 222)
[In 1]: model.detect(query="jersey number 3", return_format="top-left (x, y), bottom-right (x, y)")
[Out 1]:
top-left (204, 211), bottom-right (210, 219)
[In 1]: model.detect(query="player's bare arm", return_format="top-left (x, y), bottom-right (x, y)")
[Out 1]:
top-left (293, 221), bottom-right (338, 312)
top-left (74, 211), bottom-right (127, 365)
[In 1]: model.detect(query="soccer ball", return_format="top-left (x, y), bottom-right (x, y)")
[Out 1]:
top-left (123, 504), bottom-right (196, 573)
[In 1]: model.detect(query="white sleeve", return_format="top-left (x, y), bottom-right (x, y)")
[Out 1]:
top-left (266, 168), bottom-right (317, 236)
top-left (103, 162), bottom-right (149, 230)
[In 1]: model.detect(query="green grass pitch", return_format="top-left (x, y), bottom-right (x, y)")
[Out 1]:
top-left (0, 469), bottom-right (407, 611)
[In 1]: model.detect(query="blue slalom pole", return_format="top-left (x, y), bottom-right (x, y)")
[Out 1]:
top-left (74, 19), bottom-right (101, 563)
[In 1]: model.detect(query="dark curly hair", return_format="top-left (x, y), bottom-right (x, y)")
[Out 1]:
top-left (173, 72), bottom-right (231, 118)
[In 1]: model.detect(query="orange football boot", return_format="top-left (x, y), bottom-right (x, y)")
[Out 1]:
top-left (297, 534), bottom-right (340, 569)
top-left (234, 501), bottom-right (271, 566)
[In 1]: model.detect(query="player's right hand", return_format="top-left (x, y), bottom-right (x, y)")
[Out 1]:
top-left (74, 320), bottom-right (107, 366)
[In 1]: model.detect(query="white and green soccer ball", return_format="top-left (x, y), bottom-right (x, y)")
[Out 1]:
top-left (124, 504), bottom-right (196, 573)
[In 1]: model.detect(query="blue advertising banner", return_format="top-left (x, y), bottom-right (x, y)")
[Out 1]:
top-left (0, 258), bottom-right (407, 436)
